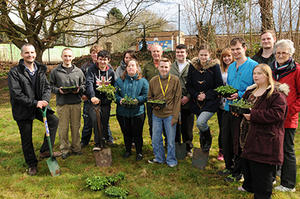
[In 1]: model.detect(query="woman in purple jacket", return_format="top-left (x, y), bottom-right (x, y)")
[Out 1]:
top-left (238, 64), bottom-right (289, 199)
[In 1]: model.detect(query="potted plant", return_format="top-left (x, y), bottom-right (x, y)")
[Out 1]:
top-left (147, 99), bottom-right (166, 109)
top-left (215, 85), bottom-right (238, 98)
top-left (61, 85), bottom-right (78, 93)
top-left (229, 99), bottom-right (253, 114)
top-left (121, 95), bottom-right (138, 108)
top-left (96, 84), bottom-right (116, 101)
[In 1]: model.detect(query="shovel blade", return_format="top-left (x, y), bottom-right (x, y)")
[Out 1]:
top-left (46, 157), bottom-right (61, 176)
top-left (192, 148), bottom-right (209, 169)
top-left (175, 143), bottom-right (187, 160)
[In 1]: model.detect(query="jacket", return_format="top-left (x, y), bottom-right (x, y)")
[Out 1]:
top-left (8, 59), bottom-right (53, 121)
top-left (241, 83), bottom-right (289, 165)
top-left (148, 74), bottom-right (181, 124)
top-left (50, 64), bottom-right (85, 106)
top-left (270, 60), bottom-right (300, 129)
top-left (142, 60), bottom-right (159, 82)
top-left (186, 58), bottom-right (223, 115)
top-left (224, 57), bottom-right (258, 111)
top-left (252, 48), bottom-right (275, 66)
top-left (115, 74), bottom-right (149, 117)
top-left (86, 63), bottom-right (116, 105)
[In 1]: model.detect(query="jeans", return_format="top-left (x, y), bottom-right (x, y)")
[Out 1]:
top-left (16, 111), bottom-right (58, 167)
top-left (152, 114), bottom-right (177, 166)
top-left (280, 128), bottom-right (296, 188)
top-left (196, 111), bottom-right (214, 132)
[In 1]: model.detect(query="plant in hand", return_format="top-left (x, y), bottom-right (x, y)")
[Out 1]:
top-left (215, 85), bottom-right (237, 97)
top-left (96, 84), bottom-right (116, 101)
top-left (122, 95), bottom-right (138, 106)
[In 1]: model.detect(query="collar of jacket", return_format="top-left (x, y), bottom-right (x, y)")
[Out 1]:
top-left (246, 82), bottom-right (290, 96)
top-left (126, 73), bottom-right (138, 80)
top-left (96, 63), bottom-right (110, 71)
top-left (18, 59), bottom-right (47, 73)
top-left (57, 63), bottom-right (76, 72)
top-left (159, 73), bottom-right (170, 79)
top-left (191, 57), bottom-right (220, 70)
top-left (120, 60), bottom-right (127, 70)
top-left (271, 58), bottom-right (296, 80)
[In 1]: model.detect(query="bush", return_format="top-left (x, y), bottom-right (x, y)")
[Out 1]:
top-left (104, 186), bottom-right (128, 199)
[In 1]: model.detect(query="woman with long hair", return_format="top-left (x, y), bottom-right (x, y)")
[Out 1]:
top-left (115, 50), bottom-right (138, 80)
top-left (239, 64), bottom-right (288, 198)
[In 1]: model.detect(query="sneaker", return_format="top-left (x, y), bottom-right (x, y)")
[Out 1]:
top-left (274, 185), bottom-right (296, 192)
top-left (238, 186), bottom-right (246, 192)
top-left (39, 151), bottom-right (62, 159)
top-left (93, 144), bottom-right (101, 151)
top-left (27, 167), bottom-right (37, 176)
top-left (168, 164), bottom-right (177, 168)
top-left (123, 151), bottom-right (131, 158)
top-left (136, 153), bottom-right (143, 161)
top-left (148, 159), bottom-right (162, 164)
top-left (272, 180), bottom-right (276, 185)
top-left (217, 153), bottom-right (224, 161)
top-left (217, 169), bottom-right (231, 176)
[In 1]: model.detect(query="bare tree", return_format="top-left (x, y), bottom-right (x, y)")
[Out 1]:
top-left (258, 0), bottom-right (275, 31)
top-left (0, 0), bottom-right (157, 62)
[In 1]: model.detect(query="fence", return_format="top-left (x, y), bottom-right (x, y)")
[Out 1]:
top-left (0, 43), bottom-right (90, 63)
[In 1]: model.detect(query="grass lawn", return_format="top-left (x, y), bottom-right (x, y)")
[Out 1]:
top-left (0, 86), bottom-right (299, 199)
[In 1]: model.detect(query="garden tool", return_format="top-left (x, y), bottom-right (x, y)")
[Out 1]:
top-left (40, 107), bottom-right (61, 176)
top-left (175, 113), bottom-right (187, 160)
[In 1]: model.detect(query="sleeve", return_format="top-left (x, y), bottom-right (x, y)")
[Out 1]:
top-left (136, 79), bottom-right (149, 104)
top-left (86, 68), bottom-right (96, 98)
top-left (41, 73), bottom-right (51, 102)
top-left (49, 70), bottom-right (60, 94)
top-left (206, 64), bottom-right (224, 100)
top-left (147, 79), bottom-right (154, 101)
top-left (289, 67), bottom-right (300, 115)
top-left (250, 93), bottom-right (287, 124)
top-left (8, 69), bottom-right (37, 108)
top-left (79, 70), bottom-right (86, 94)
top-left (186, 65), bottom-right (198, 100)
top-left (115, 79), bottom-right (122, 105)
top-left (172, 78), bottom-right (182, 124)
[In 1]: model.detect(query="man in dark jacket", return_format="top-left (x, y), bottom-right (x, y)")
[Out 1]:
top-left (8, 43), bottom-right (60, 176)
top-left (252, 30), bottom-right (276, 66)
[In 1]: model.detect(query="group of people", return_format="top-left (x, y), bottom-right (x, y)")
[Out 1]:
top-left (8, 29), bottom-right (299, 199)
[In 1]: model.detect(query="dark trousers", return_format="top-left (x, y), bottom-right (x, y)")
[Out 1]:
top-left (16, 111), bottom-right (58, 168)
top-left (242, 158), bottom-right (275, 199)
top-left (81, 101), bottom-right (93, 145)
top-left (222, 111), bottom-right (241, 176)
top-left (89, 104), bottom-right (111, 145)
top-left (175, 108), bottom-right (194, 151)
top-left (117, 114), bottom-right (145, 154)
top-left (280, 128), bottom-right (296, 188)
top-left (217, 108), bottom-right (224, 154)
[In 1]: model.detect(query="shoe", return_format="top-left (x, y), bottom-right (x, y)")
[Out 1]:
top-left (187, 151), bottom-right (193, 158)
top-left (168, 164), bottom-right (177, 168)
top-left (136, 153), bottom-right (143, 161)
top-left (62, 152), bottom-right (71, 159)
top-left (238, 186), bottom-right (246, 192)
top-left (123, 151), bottom-right (131, 158)
top-left (273, 180), bottom-right (276, 185)
top-left (217, 153), bottom-right (224, 161)
top-left (72, 151), bottom-right (83, 155)
top-left (217, 169), bottom-right (231, 176)
top-left (27, 167), bottom-right (37, 176)
top-left (148, 159), bottom-right (162, 164)
top-left (274, 185), bottom-right (296, 192)
top-left (39, 151), bottom-right (62, 159)
top-left (93, 144), bottom-right (101, 151)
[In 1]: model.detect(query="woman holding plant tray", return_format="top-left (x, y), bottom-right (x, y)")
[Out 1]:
top-left (115, 59), bottom-right (149, 161)
top-left (186, 44), bottom-right (223, 153)
top-left (238, 64), bottom-right (289, 199)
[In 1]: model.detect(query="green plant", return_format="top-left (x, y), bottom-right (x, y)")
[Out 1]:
top-left (86, 176), bottom-right (111, 191)
top-left (96, 84), bottom-right (116, 101)
top-left (122, 95), bottom-right (138, 105)
top-left (231, 98), bottom-right (252, 109)
top-left (104, 186), bottom-right (128, 199)
top-left (215, 85), bottom-right (237, 96)
top-left (107, 172), bottom-right (125, 185)
top-left (147, 99), bottom-right (165, 104)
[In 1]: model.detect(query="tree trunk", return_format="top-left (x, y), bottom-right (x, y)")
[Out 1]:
top-left (249, 0), bottom-right (252, 51)
top-left (258, 0), bottom-right (275, 31)
top-left (278, 0), bottom-right (283, 39)
top-left (288, 0), bottom-right (293, 40)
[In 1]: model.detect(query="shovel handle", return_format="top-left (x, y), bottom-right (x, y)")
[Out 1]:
top-left (40, 107), bottom-right (54, 157)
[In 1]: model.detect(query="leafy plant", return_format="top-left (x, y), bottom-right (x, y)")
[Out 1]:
top-left (231, 98), bottom-right (252, 109)
top-left (107, 172), bottom-right (125, 185)
top-left (104, 186), bottom-right (128, 199)
top-left (122, 95), bottom-right (138, 105)
top-left (96, 84), bottom-right (116, 101)
top-left (86, 176), bottom-right (111, 191)
top-left (215, 85), bottom-right (237, 96)
top-left (147, 99), bottom-right (165, 104)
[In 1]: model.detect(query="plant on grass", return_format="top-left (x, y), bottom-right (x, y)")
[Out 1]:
top-left (86, 176), bottom-right (111, 191)
top-left (104, 186), bottom-right (128, 199)
top-left (107, 172), bottom-right (125, 185)
top-left (96, 84), bottom-right (116, 101)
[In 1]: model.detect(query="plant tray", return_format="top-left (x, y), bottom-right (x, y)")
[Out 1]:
top-left (147, 100), bottom-right (166, 109)
top-left (229, 104), bottom-right (250, 115)
top-left (61, 86), bottom-right (77, 93)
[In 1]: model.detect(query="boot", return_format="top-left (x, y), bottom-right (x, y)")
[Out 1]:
top-left (202, 129), bottom-right (212, 153)
top-left (199, 132), bottom-right (205, 150)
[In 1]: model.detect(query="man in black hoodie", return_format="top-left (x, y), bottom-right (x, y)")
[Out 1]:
top-left (8, 43), bottom-right (60, 176)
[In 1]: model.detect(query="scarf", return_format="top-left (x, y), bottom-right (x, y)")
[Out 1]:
top-left (272, 58), bottom-right (296, 81)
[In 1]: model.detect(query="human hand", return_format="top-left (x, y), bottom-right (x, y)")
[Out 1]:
top-left (91, 97), bottom-right (100, 105)
top-left (72, 87), bottom-right (80, 94)
top-left (227, 93), bottom-right (238, 100)
top-left (59, 87), bottom-right (65, 94)
top-left (243, 113), bottom-right (250, 120)
top-left (36, 100), bottom-right (48, 109)
top-left (81, 95), bottom-right (88, 101)
top-left (181, 96), bottom-right (189, 105)
top-left (120, 98), bottom-right (124, 105)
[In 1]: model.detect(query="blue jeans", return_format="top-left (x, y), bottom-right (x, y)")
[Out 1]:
top-left (152, 114), bottom-right (177, 166)
top-left (196, 111), bottom-right (214, 132)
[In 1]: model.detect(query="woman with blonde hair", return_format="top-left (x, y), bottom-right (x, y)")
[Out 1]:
top-left (238, 63), bottom-right (289, 199)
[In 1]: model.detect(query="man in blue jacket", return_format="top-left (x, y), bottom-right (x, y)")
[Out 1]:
top-left (220, 37), bottom-right (258, 182)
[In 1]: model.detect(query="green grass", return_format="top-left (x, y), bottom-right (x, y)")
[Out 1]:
top-left (0, 86), bottom-right (299, 199)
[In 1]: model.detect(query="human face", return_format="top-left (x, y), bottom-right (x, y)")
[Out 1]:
top-left (275, 46), bottom-right (291, 66)
top-left (253, 67), bottom-right (268, 87)
top-left (124, 53), bottom-right (132, 64)
top-left (126, 60), bottom-right (138, 76)
top-left (158, 61), bottom-right (170, 77)
top-left (21, 45), bottom-right (36, 64)
top-left (223, 54), bottom-right (233, 66)
top-left (151, 45), bottom-right (163, 61)
top-left (61, 49), bottom-right (73, 67)
top-left (198, 49), bottom-right (210, 65)
top-left (261, 32), bottom-right (276, 50)
top-left (91, 51), bottom-right (98, 63)
top-left (175, 48), bottom-right (187, 63)
top-left (231, 42), bottom-right (247, 60)
top-left (97, 56), bottom-right (110, 70)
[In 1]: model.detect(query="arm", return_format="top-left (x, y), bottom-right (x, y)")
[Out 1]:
top-left (289, 67), bottom-right (300, 115)
top-left (206, 64), bottom-right (224, 100)
top-left (86, 68), bottom-right (96, 99)
top-left (136, 79), bottom-right (149, 104)
top-left (172, 78), bottom-right (182, 125)
top-left (49, 70), bottom-right (60, 94)
top-left (186, 65), bottom-right (199, 100)
top-left (115, 80), bottom-right (123, 104)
